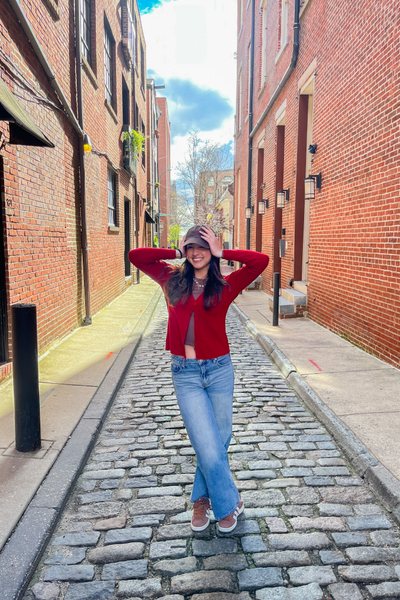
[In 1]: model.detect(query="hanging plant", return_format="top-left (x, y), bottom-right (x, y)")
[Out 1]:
top-left (121, 128), bottom-right (145, 160)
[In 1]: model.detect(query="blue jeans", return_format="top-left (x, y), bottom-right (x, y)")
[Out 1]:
top-left (171, 353), bottom-right (240, 520)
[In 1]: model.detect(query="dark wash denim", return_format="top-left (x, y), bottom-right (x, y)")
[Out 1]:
top-left (171, 353), bottom-right (240, 520)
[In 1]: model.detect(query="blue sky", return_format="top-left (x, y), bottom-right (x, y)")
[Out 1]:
top-left (138, 0), bottom-right (164, 13)
top-left (140, 0), bottom-right (237, 172)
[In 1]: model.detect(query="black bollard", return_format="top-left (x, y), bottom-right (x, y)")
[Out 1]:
top-left (272, 272), bottom-right (280, 327)
top-left (12, 304), bottom-right (41, 452)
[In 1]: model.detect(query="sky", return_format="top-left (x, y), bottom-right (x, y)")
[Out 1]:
top-left (138, 0), bottom-right (237, 175)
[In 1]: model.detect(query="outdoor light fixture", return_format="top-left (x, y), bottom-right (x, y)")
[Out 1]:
top-left (276, 189), bottom-right (289, 208)
top-left (83, 133), bottom-right (92, 153)
top-left (304, 173), bottom-right (322, 200)
top-left (258, 199), bottom-right (269, 214)
top-left (245, 206), bottom-right (252, 219)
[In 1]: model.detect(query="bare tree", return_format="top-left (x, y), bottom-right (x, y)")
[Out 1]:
top-left (175, 132), bottom-right (233, 234)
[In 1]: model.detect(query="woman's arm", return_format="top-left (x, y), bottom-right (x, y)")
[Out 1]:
top-left (223, 249), bottom-right (269, 297)
top-left (129, 248), bottom-right (181, 285)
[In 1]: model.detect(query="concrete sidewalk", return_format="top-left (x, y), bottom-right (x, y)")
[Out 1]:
top-left (233, 289), bottom-right (400, 521)
top-left (0, 278), bottom-right (162, 552)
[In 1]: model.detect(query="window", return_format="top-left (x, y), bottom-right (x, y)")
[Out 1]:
top-left (107, 167), bottom-right (118, 226)
top-left (121, 0), bottom-right (136, 66)
top-left (207, 193), bottom-right (213, 205)
top-left (208, 177), bottom-right (215, 186)
top-left (80, 0), bottom-right (92, 65)
top-left (279, 0), bottom-right (289, 50)
top-left (260, 0), bottom-right (267, 87)
top-left (122, 77), bottom-right (130, 126)
top-left (134, 102), bottom-right (139, 130)
top-left (141, 121), bottom-right (146, 168)
top-left (104, 19), bottom-right (116, 107)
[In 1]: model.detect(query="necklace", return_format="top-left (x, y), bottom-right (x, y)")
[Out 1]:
top-left (193, 277), bottom-right (208, 289)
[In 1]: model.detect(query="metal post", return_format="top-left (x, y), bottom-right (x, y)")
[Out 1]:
top-left (272, 272), bottom-right (280, 327)
top-left (12, 304), bottom-right (41, 451)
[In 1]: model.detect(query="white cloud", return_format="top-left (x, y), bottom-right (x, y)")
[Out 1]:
top-left (141, 0), bottom-right (237, 171)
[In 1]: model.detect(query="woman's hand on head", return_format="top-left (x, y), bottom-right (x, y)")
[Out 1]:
top-left (200, 226), bottom-right (223, 258)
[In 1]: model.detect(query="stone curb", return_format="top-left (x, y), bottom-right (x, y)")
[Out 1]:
top-left (0, 288), bottom-right (162, 600)
top-left (231, 302), bottom-right (400, 524)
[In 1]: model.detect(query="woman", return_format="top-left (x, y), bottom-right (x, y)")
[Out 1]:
top-left (129, 225), bottom-right (269, 533)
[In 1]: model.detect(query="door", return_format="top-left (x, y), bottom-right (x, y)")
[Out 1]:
top-left (294, 77), bottom-right (315, 283)
top-left (255, 148), bottom-right (264, 252)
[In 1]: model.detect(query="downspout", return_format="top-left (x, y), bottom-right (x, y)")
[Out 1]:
top-left (250, 0), bottom-right (300, 140)
top-left (245, 0), bottom-right (256, 249)
top-left (8, 0), bottom-right (92, 324)
top-left (74, 0), bottom-right (92, 324)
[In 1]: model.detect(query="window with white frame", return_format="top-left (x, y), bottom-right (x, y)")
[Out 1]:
top-left (80, 0), bottom-right (93, 65)
top-left (107, 167), bottom-right (117, 226)
top-left (279, 0), bottom-right (289, 50)
top-left (260, 0), bottom-right (267, 87)
top-left (104, 19), bottom-right (116, 107)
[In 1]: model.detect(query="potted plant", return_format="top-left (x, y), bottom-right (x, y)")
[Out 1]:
top-left (121, 128), bottom-right (145, 160)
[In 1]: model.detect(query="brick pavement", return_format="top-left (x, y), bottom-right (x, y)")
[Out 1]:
top-left (23, 302), bottom-right (400, 600)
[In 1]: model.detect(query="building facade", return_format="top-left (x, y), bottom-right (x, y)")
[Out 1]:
top-left (156, 97), bottom-right (171, 248)
top-left (0, 0), bottom-right (158, 380)
top-left (235, 0), bottom-right (400, 367)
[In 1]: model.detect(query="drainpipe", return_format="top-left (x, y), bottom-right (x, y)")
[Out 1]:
top-left (74, 0), bottom-right (91, 324)
top-left (245, 0), bottom-right (256, 250)
top-left (250, 0), bottom-right (300, 140)
top-left (8, 0), bottom-right (92, 324)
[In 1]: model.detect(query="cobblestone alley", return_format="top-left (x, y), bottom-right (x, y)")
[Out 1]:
top-left (24, 301), bottom-right (400, 600)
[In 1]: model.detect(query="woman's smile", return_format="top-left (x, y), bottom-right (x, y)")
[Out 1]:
top-left (186, 245), bottom-right (211, 273)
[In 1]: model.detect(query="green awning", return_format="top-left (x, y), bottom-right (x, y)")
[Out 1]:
top-left (0, 79), bottom-right (54, 147)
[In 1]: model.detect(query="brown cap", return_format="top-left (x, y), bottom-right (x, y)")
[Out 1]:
top-left (182, 225), bottom-right (210, 249)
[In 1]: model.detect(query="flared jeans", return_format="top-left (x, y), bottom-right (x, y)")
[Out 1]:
top-left (171, 353), bottom-right (240, 520)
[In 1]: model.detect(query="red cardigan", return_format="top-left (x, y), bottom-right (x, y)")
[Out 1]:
top-left (129, 248), bottom-right (269, 359)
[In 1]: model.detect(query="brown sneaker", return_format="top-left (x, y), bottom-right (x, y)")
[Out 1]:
top-left (217, 500), bottom-right (244, 533)
top-left (191, 497), bottom-right (211, 532)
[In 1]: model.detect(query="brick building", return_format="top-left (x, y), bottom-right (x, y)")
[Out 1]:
top-left (234, 0), bottom-right (400, 367)
top-left (0, 0), bottom-right (159, 380)
top-left (156, 97), bottom-right (171, 248)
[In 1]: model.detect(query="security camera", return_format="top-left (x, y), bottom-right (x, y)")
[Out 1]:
top-left (308, 144), bottom-right (317, 154)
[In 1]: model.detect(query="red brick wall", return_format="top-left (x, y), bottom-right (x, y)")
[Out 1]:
top-left (235, 0), bottom-right (400, 366)
top-left (1, 1), bottom-right (81, 358)
top-left (0, 0), bottom-right (150, 370)
top-left (156, 97), bottom-right (171, 248)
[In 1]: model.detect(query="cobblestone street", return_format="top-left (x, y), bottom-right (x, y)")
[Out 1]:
top-left (24, 301), bottom-right (400, 600)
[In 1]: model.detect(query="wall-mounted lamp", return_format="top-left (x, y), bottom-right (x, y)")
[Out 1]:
top-left (276, 189), bottom-right (289, 208)
top-left (258, 199), bottom-right (269, 214)
top-left (304, 173), bottom-right (322, 200)
top-left (245, 206), bottom-right (253, 219)
top-left (83, 133), bottom-right (92, 153)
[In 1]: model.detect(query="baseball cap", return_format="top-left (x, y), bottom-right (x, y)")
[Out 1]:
top-left (182, 225), bottom-right (210, 249)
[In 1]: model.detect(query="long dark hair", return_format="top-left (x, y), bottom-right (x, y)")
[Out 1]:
top-left (166, 256), bottom-right (228, 309)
